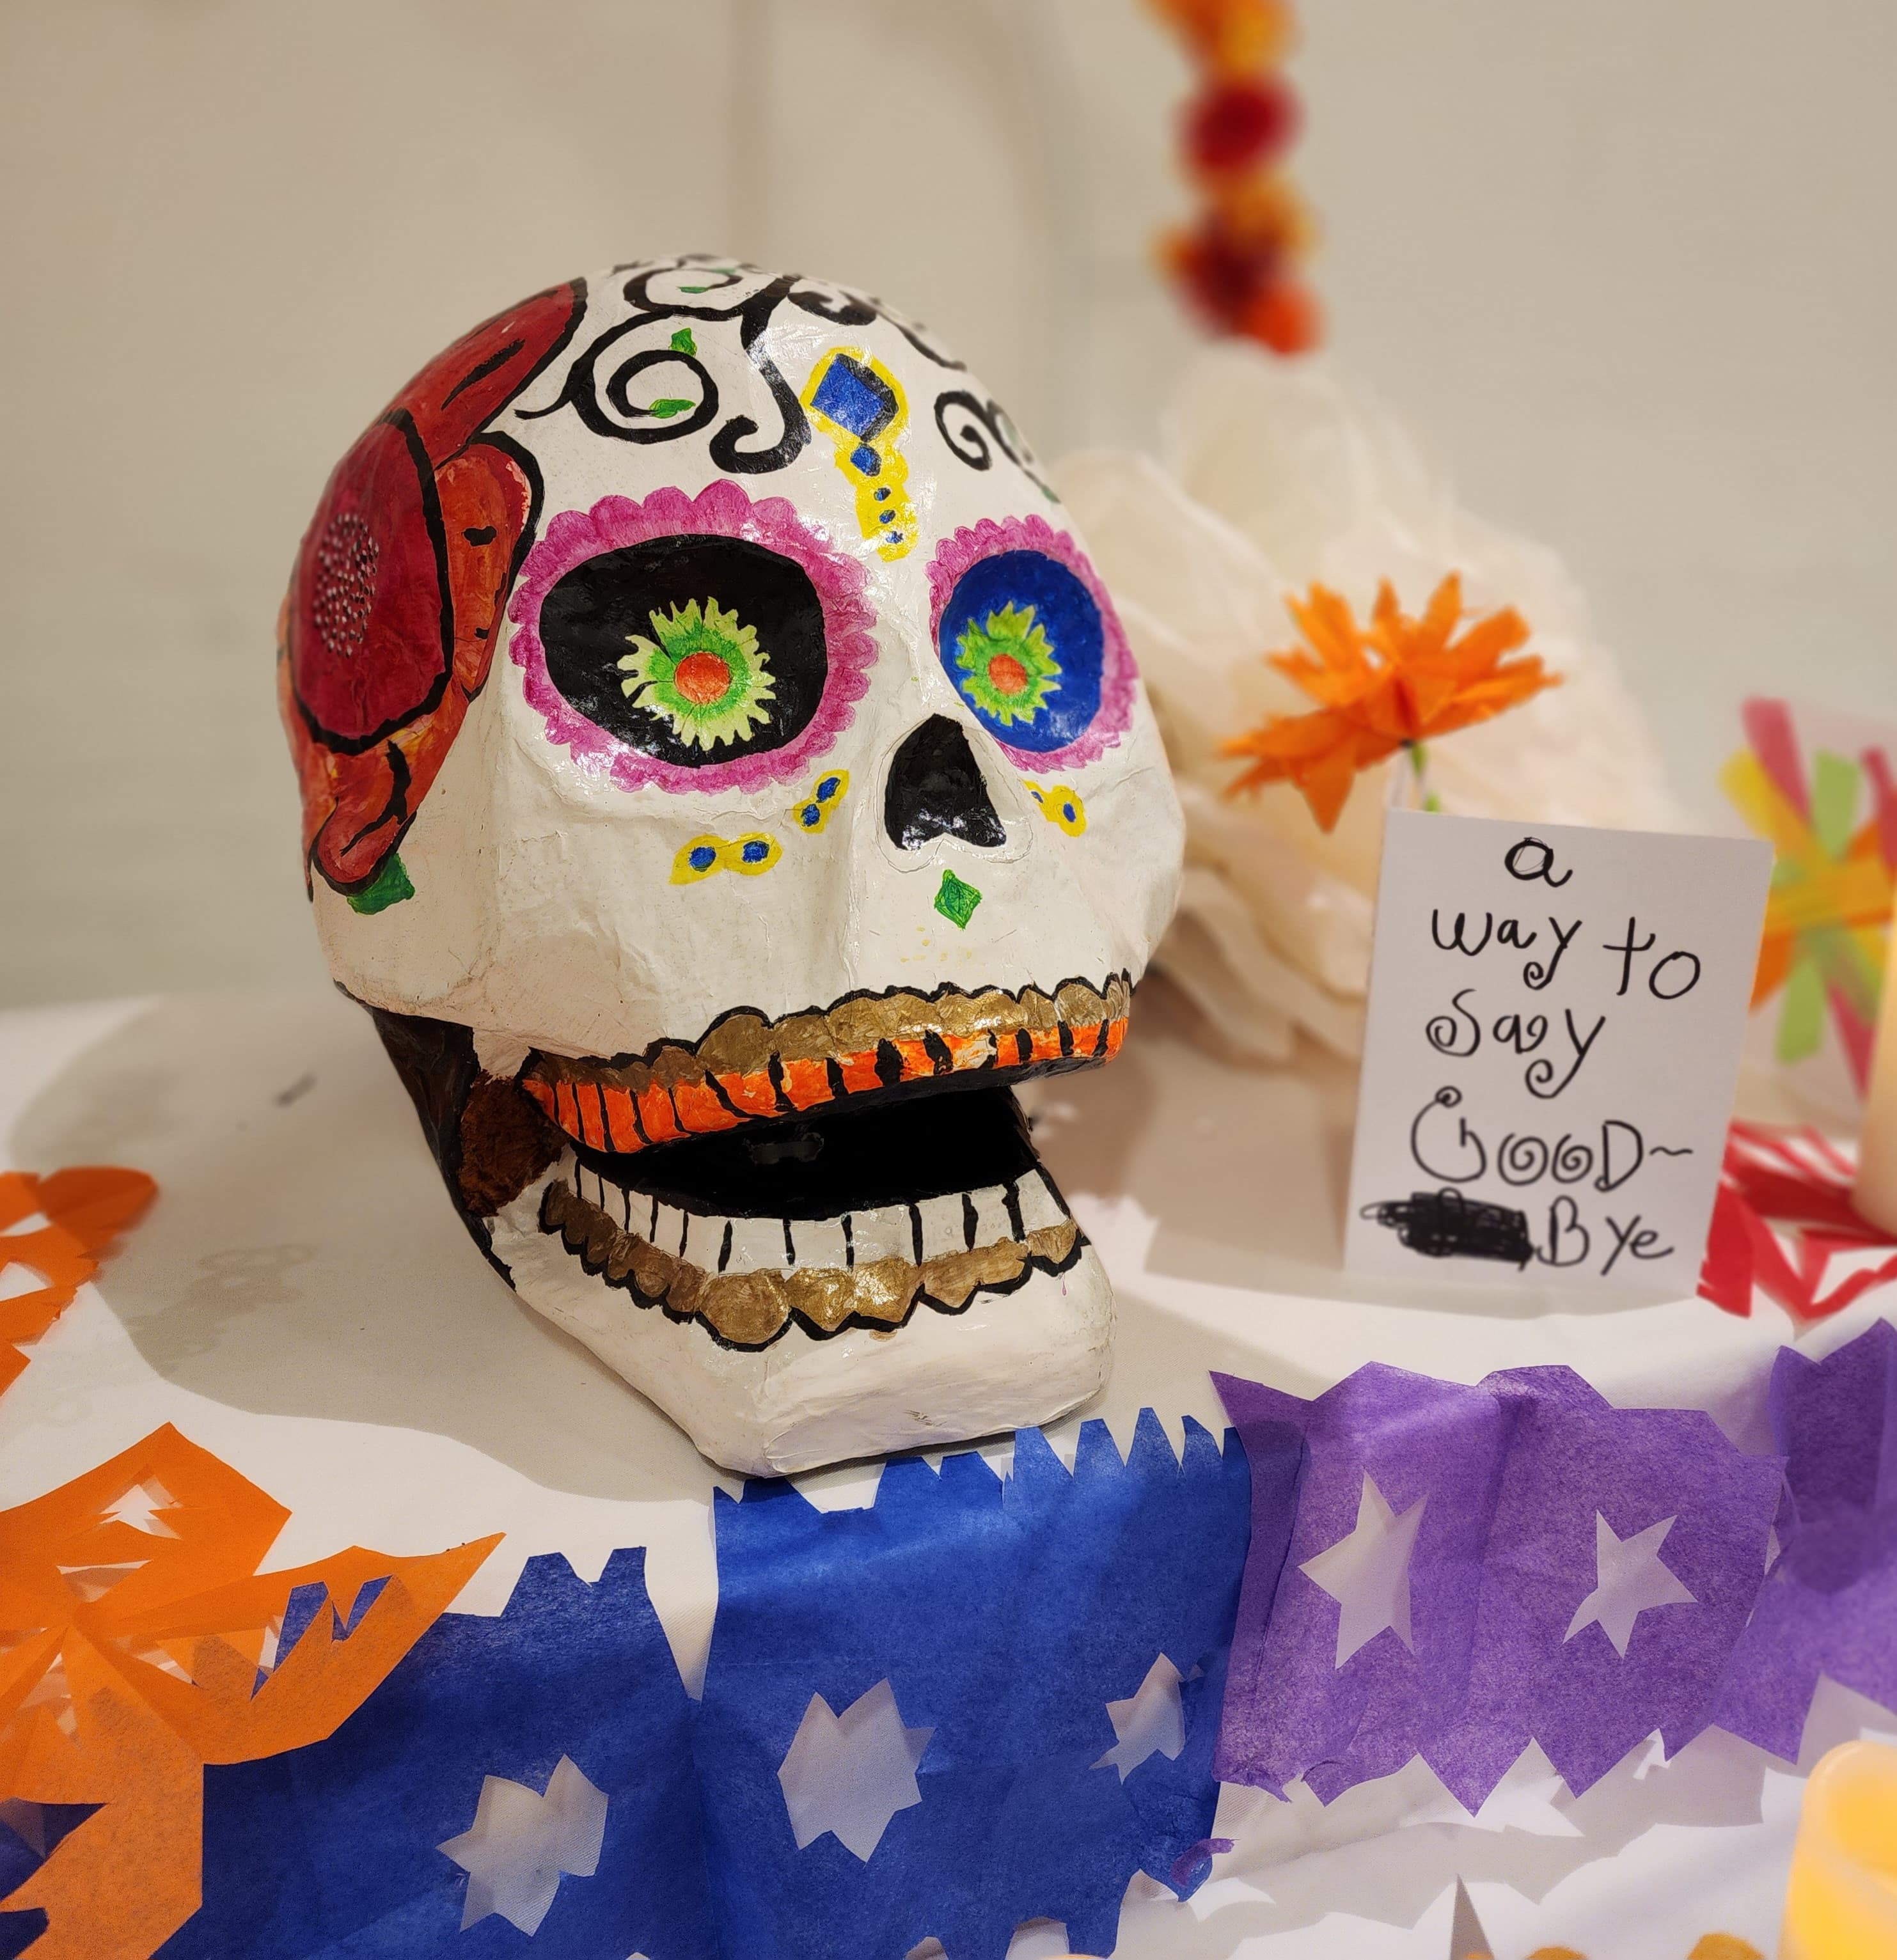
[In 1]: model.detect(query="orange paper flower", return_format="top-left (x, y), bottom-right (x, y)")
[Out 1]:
top-left (0, 1166), bottom-right (156, 1395)
top-left (1224, 573), bottom-right (1560, 830)
top-left (0, 1425), bottom-right (498, 1957)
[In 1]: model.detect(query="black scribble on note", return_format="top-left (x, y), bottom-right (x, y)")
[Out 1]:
top-left (1361, 1189), bottom-right (1534, 1266)
top-left (1648, 1145), bottom-right (1693, 1157)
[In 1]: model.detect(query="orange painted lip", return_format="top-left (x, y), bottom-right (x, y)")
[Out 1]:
top-left (522, 973), bottom-right (1133, 1157)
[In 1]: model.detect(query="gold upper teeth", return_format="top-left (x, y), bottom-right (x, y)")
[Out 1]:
top-left (523, 974), bottom-right (1131, 1155)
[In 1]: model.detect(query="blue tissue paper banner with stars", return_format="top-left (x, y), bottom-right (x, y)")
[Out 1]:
top-left (156, 1548), bottom-right (717, 1960)
top-left (692, 1411), bottom-right (1254, 1960)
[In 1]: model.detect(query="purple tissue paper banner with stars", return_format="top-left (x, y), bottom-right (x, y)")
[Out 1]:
top-left (1215, 1320), bottom-right (1897, 1810)
top-left (1714, 1318), bottom-right (1897, 1757)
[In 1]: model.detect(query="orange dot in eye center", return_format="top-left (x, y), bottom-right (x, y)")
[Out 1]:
top-left (673, 651), bottom-right (733, 704)
top-left (988, 653), bottom-right (1029, 696)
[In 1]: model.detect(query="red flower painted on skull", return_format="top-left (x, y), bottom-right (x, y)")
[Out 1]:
top-left (279, 281), bottom-right (586, 896)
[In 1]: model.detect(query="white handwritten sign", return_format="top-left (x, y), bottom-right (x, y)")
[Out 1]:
top-left (1344, 811), bottom-right (1772, 1291)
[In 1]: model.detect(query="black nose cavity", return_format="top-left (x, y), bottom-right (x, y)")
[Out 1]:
top-left (884, 716), bottom-right (1007, 851)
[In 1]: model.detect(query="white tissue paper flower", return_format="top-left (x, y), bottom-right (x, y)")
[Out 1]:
top-left (1055, 344), bottom-right (1678, 1064)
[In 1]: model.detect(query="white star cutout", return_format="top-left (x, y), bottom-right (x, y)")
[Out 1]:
top-left (1300, 1471), bottom-right (1428, 1666)
top-left (17, 1654), bottom-right (75, 1737)
top-left (439, 1755), bottom-right (608, 1935)
top-left (100, 1479), bottom-right (180, 1538)
top-left (1092, 1654), bottom-right (1185, 1779)
top-left (1564, 1513), bottom-right (1696, 1658)
top-left (778, 1678), bottom-right (933, 1862)
top-left (56, 1562), bottom-right (146, 1603)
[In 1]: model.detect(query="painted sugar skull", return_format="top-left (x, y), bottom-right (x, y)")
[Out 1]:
top-left (280, 256), bottom-right (1183, 1474)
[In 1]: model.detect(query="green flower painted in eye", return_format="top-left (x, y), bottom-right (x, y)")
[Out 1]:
top-left (618, 598), bottom-right (776, 749)
top-left (954, 602), bottom-right (1061, 726)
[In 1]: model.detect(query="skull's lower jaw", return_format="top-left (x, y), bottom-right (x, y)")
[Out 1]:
top-left (498, 1203), bottom-right (1113, 1477)
top-left (487, 1085), bottom-right (1114, 1475)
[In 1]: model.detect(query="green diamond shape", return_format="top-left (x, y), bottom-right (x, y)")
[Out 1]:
top-left (933, 870), bottom-right (982, 930)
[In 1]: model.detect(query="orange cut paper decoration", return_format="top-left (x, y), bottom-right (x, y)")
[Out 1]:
top-left (1224, 573), bottom-right (1561, 831)
top-left (0, 1166), bottom-right (157, 1396)
top-left (0, 1424), bottom-right (499, 1959)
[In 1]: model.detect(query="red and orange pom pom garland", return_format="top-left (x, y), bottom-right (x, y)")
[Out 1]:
top-left (1145, 0), bottom-right (1321, 353)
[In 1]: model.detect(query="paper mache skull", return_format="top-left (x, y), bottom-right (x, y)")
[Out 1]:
top-left (279, 256), bottom-right (1183, 1475)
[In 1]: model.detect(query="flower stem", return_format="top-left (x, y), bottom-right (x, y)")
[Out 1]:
top-left (1404, 741), bottom-right (1442, 813)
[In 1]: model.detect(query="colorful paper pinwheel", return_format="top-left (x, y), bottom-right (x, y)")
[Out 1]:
top-left (1720, 698), bottom-right (1896, 1092)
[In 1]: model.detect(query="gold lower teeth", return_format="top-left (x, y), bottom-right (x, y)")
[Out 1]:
top-left (541, 1180), bottom-right (1082, 1350)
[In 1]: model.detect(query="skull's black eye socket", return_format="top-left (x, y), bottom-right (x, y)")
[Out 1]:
top-left (538, 535), bottom-right (828, 766)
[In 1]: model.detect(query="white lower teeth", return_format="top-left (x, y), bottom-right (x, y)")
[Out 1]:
top-left (567, 1163), bottom-right (1069, 1276)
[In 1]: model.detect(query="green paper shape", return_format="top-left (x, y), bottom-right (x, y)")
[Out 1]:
top-left (1811, 750), bottom-right (1861, 859)
top-left (1777, 952), bottom-right (1827, 1062)
top-left (934, 870), bottom-right (982, 930)
top-left (1804, 921), bottom-right (1882, 1021)
top-left (670, 327), bottom-right (697, 356)
top-left (347, 853), bottom-right (414, 916)
top-left (645, 398), bottom-right (694, 419)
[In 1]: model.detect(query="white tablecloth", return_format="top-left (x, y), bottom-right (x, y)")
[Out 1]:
top-left (3, 985), bottom-right (1889, 1958)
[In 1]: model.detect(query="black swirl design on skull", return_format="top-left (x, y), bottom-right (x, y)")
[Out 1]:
top-left (933, 389), bottom-right (1057, 501)
top-left (521, 256), bottom-right (970, 478)
top-left (568, 334), bottom-right (721, 446)
top-left (783, 276), bottom-right (967, 372)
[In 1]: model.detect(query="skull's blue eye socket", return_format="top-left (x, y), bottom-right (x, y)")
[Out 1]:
top-left (936, 550), bottom-right (1105, 755)
top-left (688, 845), bottom-right (718, 872)
top-left (929, 515), bottom-right (1133, 771)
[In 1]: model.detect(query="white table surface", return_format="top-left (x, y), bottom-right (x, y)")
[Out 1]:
top-left (3, 983), bottom-right (1890, 1959)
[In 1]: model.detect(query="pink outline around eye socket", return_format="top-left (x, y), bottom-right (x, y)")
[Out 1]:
top-left (507, 480), bottom-right (878, 795)
top-left (926, 513), bottom-right (1137, 772)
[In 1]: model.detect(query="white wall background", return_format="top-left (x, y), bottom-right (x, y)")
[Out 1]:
top-left (1, 0), bottom-right (1891, 1006)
